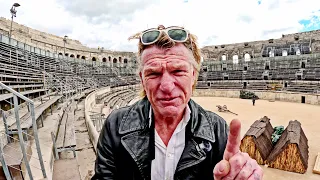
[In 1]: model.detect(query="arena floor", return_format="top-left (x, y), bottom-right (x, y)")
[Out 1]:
top-left (191, 96), bottom-right (320, 180)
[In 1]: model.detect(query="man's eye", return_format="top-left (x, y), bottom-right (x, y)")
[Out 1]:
top-left (146, 72), bottom-right (160, 77)
top-left (172, 70), bottom-right (185, 74)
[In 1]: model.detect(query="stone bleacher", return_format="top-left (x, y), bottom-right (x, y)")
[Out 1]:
top-left (0, 32), bottom-right (140, 179)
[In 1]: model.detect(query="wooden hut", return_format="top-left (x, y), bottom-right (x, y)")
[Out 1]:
top-left (240, 116), bottom-right (274, 165)
top-left (266, 120), bottom-right (309, 174)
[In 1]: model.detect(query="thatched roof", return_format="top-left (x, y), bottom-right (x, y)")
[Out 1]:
top-left (244, 116), bottom-right (274, 160)
top-left (267, 120), bottom-right (309, 169)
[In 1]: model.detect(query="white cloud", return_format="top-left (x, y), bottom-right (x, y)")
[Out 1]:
top-left (0, 0), bottom-right (319, 52)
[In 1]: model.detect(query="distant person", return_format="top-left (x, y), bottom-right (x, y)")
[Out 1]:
top-left (92, 25), bottom-right (263, 180)
top-left (252, 96), bottom-right (256, 106)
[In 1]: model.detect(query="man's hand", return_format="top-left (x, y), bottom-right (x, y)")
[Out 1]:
top-left (213, 119), bottom-right (263, 180)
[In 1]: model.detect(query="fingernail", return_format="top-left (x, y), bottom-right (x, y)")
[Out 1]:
top-left (219, 163), bottom-right (225, 172)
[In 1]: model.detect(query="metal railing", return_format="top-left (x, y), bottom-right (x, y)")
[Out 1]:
top-left (0, 82), bottom-right (46, 180)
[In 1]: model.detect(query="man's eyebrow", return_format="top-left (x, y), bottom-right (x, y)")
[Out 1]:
top-left (143, 66), bottom-right (162, 74)
top-left (167, 62), bottom-right (191, 69)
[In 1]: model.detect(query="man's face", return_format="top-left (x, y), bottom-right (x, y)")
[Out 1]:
top-left (140, 43), bottom-right (196, 118)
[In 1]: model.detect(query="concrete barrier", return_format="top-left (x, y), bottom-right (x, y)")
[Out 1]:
top-left (193, 89), bottom-right (320, 105)
top-left (84, 85), bottom-right (140, 153)
top-left (84, 89), bottom-right (101, 152)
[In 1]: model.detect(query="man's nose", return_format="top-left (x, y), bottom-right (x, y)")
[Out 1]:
top-left (159, 72), bottom-right (175, 92)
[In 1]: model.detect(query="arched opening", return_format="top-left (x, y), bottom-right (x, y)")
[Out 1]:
top-left (269, 50), bottom-right (274, 57)
top-left (77, 55), bottom-right (80, 59)
top-left (232, 55), bottom-right (238, 64)
top-left (113, 58), bottom-right (117, 63)
top-left (108, 56), bottom-right (111, 61)
top-left (65, 53), bottom-right (69, 57)
top-left (265, 62), bottom-right (270, 70)
top-left (58, 53), bottom-right (63, 56)
top-left (81, 56), bottom-right (86, 60)
top-left (282, 50), bottom-right (288, 56)
top-left (70, 54), bottom-right (75, 58)
top-left (244, 53), bottom-right (250, 61)
top-left (124, 58), bottom-right (128, 63)
top-left (119, 57), bottom-right (122, 63)
top-left (92, 57), bottom-right (97, 61)
top-left (102, 57), bottom-right (107, 62)
top-left (221, 54), bottom-right (227, 61)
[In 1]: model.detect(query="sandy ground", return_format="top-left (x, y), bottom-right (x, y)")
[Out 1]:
top-left (191, 96), bottom-right (320, 180)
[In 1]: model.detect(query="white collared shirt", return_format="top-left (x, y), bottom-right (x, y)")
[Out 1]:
top-left (149, 105), bottom-right (191, 180)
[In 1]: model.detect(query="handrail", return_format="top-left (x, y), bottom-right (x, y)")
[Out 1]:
top-left (0, 81), bottom-right (47, 179)
top-left (0, 82), bottom-right (34, 103)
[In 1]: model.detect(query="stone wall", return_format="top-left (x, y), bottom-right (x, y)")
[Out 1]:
top-left (193, 89), bottom-right (320, 105)
top-left (201, 29), bottom-right (320, 61)
top-left (0, 17), bottom-right (136, 63)
top-left (2, 15), bottom-right (320, 66)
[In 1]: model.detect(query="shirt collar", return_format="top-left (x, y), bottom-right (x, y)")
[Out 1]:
top-left (149, 105), bottom-right (191, 128)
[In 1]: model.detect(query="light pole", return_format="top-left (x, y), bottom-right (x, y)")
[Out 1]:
top-left (63, 35), bottom-right (68, 55)
top-left (9, 3), bottom-right (20, 40)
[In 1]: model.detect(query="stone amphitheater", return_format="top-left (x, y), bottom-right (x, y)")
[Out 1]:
top-left (0, 12), bottom-right (320, 180)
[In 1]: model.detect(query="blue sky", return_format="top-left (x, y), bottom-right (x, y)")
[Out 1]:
top-left (0, 0), bottom-right (319, 52)
top-left (299, 15), bottom-right (320, 32)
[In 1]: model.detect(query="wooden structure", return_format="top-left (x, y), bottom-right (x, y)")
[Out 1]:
top-left (266, 120), bottom-right (309, 174)
top-left (240, 116), bottom-right (274, 165)
top-left (8, 96), bottom-right (61, 132)
top-left (313, 152), bottom-right (320, 175)
top-left (0, 141), bottom-right (31, 179)
top-left (216, 105), bottom-right (238, 115)
top-left (51, 101), bottom-right (77, 160)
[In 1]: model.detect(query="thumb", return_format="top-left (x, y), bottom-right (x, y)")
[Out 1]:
top-left (213, 160), bottom-right (230, 180)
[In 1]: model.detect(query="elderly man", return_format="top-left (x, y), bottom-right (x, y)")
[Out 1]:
top-left (92, 25), bottom-right (263, 180)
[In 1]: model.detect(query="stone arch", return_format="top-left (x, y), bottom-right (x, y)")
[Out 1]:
top-left (92, 57), bottom-right (97, 61)
top-left (77, 55), bottom-right (80, 59)
top-left (282, 50), bottom-right (288, 56)
top-left (113, 58), bottom-right (117, 63)
top-left (81, 56), bottom-right (86, 60)
top-left (124, 58), bottom-right (128, 63)
top-left (269, 50), bottom-right (275, 57)
top-left (102, 57), bottom-right (107, 62)
top-left (221, 54), bottom-right (227, 61)
top-left (65, 53), bottom-right (69, 57)
top-left (70, 54), bottom-right (75, 58)
top-left (119, 57), bottom-right (122, 63)
top-left (244, 52), bottom-right (251, 61)
top-left (232, 55), bottom-right (239, 64)
top-left (108, 56), bottom-right (111, 61)
top-left (58, 52), bottom-right (63, 56)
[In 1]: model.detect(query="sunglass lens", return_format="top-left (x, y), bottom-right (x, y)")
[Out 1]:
top-left (168, 29), bottom-right (187, 41)
top-left (142, 31), bottom-right (160, 44)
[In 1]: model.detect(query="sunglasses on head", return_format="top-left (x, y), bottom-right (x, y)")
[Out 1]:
top-left (140, 26), bottom-right (190, 45)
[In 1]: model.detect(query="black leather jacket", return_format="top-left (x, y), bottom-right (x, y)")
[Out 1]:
top-left (92, 97), bottom-right (229, 180)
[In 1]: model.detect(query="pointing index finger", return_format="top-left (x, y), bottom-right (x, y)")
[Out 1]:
top-left (223, 119), bottom-right (241, 161)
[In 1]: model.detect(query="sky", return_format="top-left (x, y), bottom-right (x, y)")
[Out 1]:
top-left (0, 0), bottom-right (319, 52)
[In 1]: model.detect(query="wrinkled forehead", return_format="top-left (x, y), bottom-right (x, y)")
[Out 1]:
top-left (141, 44), bottom-right (192, 65)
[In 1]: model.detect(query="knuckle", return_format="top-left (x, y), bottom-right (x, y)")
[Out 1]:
top-left (250, 159), bottom-right (258, 166)
top-left (230, 158), bottom-right (242, 169)
top-left (242, 152), bottom-right (250, 158)
top-left (238, 169), bottom-right (252, 180)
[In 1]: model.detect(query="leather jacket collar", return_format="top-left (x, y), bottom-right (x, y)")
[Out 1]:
top-left (118, 96), bottom-right (216, 143)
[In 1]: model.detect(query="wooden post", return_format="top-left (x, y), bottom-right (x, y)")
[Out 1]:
top-left (51, 132), bottom-right (59, 160)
